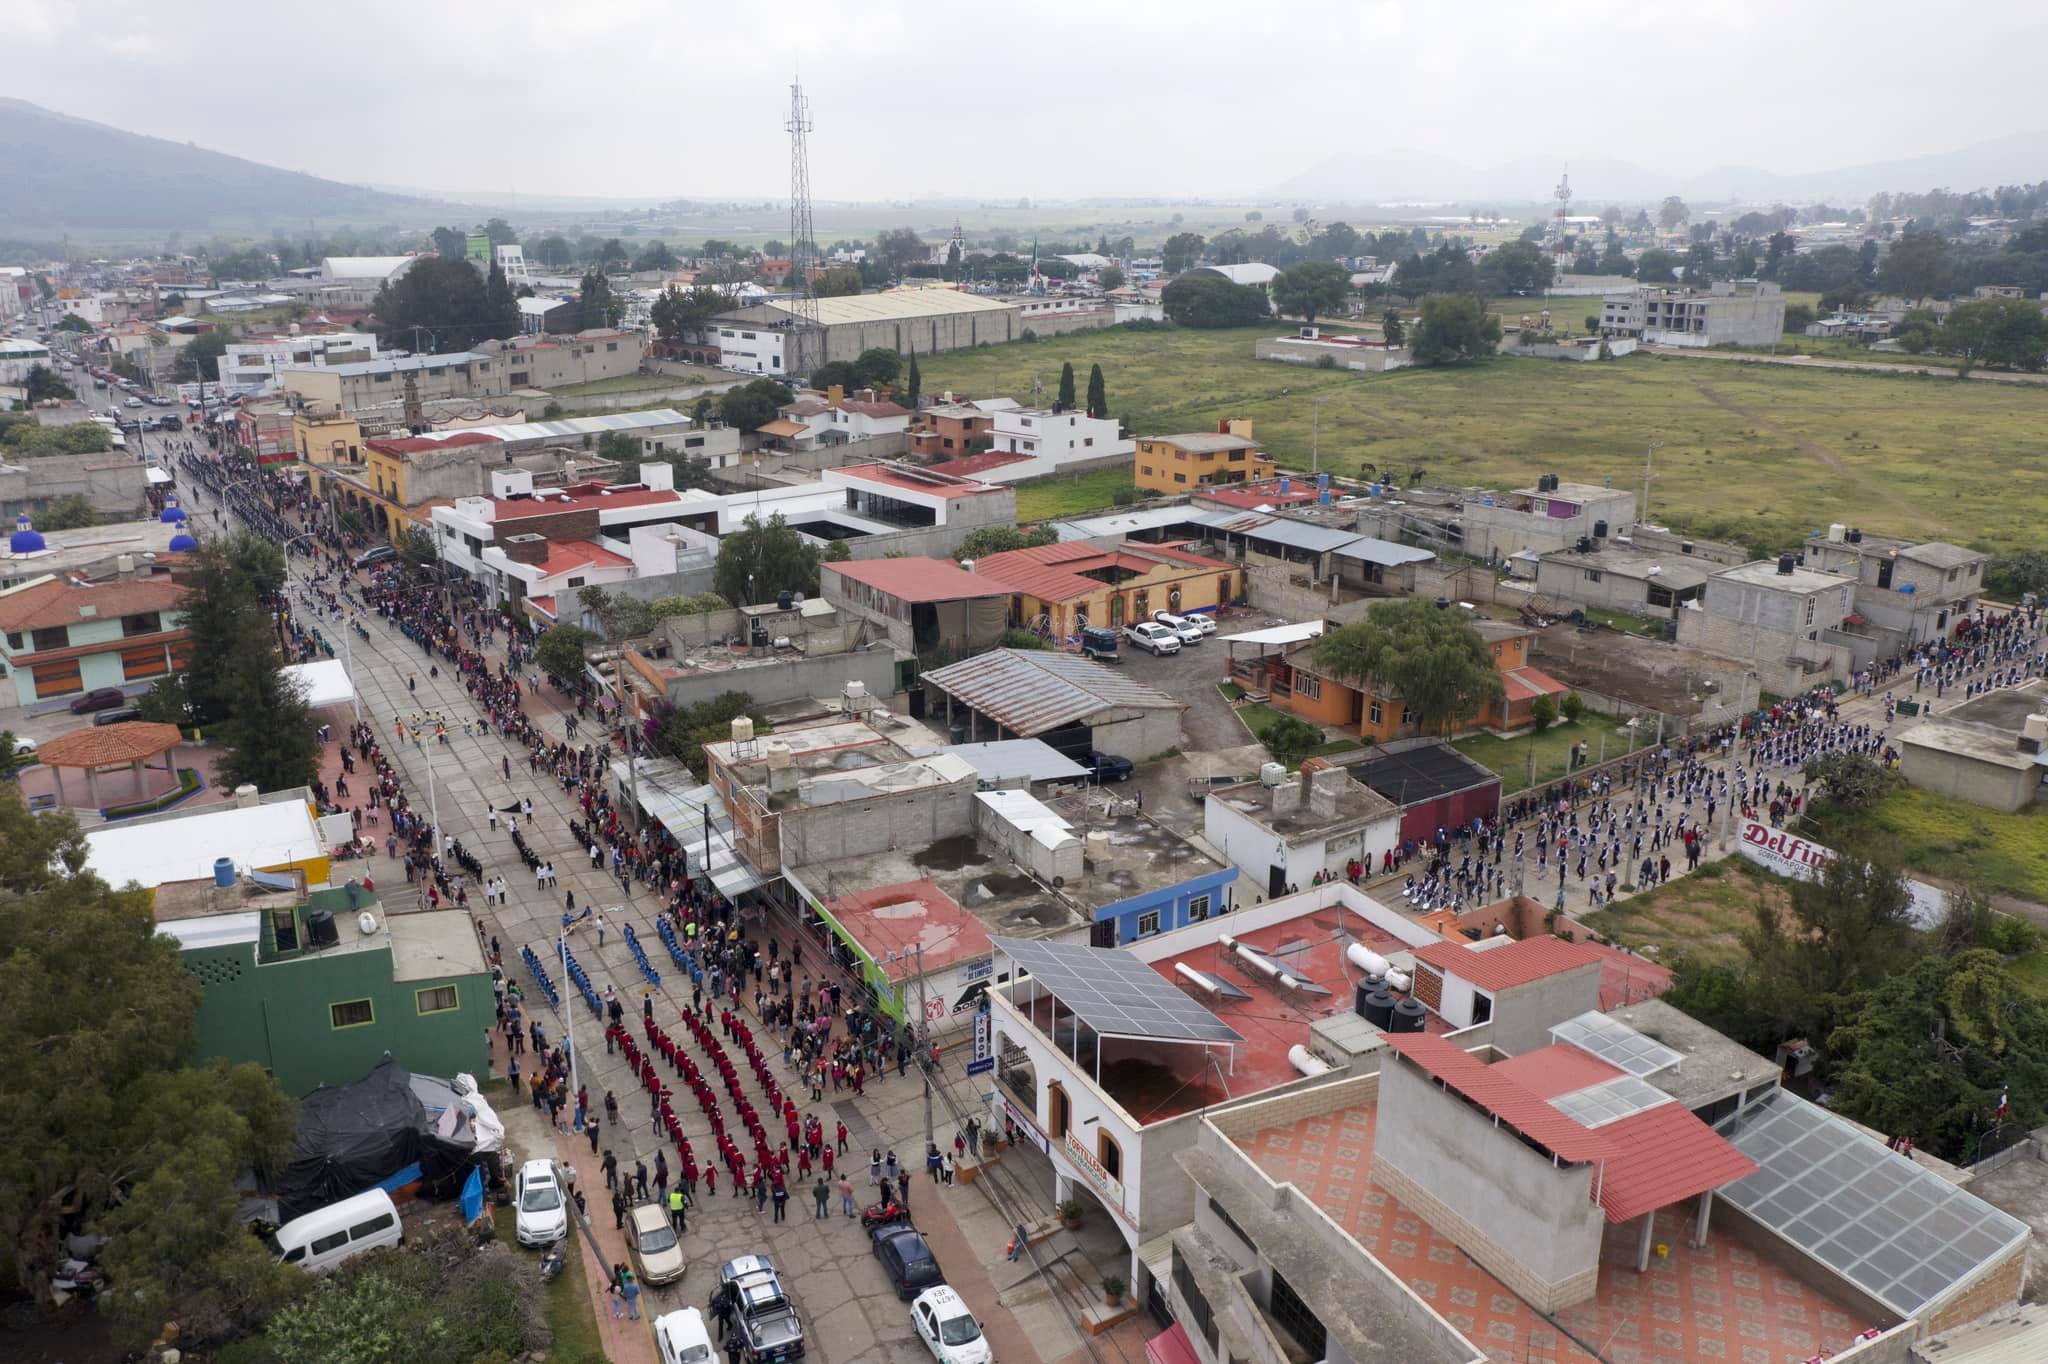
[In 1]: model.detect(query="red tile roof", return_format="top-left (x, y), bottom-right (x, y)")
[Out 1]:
top-left (926, 452), bottom-right (1032, 478)
top-left (970, 540), bottom-right (1233, 604)
top-left (1412, 935), bottom-right (1602, 992)
top-left (1594, 1101), bottom-right (1758, 1223)
top-left (839, 399), bottom-right (910, 419)
top-left (1490, 1043), bottom-right (1625, 1100)
top-left (1501, 665), bottom-right (1571, 703)
top-left (491, 486), bottom-right (681, 521)
top-left (37, 721), bottom-right (186, 768)
top-left (539, 539), bottom-right (631, 578)
top-left (823, 556), bottom-right (1006, 603)
top-left (0, 576), bottom-right (188, 632)
top-left (365, 432), bottom-right (503, 456)
top-left (1378, 1031), bottom-right (1612, 1164)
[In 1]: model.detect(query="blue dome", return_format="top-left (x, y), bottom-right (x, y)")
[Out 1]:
top-left (159, 504), bottom-right (188, 524)
top-left (168, 532), bottom-right (199, 553)
top-left (10, 514), bottom-right (44, 554)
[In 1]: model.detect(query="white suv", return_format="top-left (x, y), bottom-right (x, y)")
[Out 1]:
top-left (1125, 621), bottom-right (1181, 656)
top-left (1152, 611), bottom-right (1206, 645)
top-left (513, 1158), bottom-right (568, 1246)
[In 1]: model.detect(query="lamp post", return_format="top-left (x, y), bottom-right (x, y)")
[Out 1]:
top-left (879, 942), bottom-right (934, 1149)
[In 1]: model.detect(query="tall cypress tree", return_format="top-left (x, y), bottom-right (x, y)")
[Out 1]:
top-left (1057, 361), bottom-right (1076, 410)
top-left (483, 261), bottom-right (519, 341)
top-left (218, 651), bottom-right (319, 792)
top-left (1086, 364), bottom-right (1107, 420)
top-left (907, 350), bottom-right (921, 407)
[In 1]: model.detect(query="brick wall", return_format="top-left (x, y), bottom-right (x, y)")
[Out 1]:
top-left (494, 506), bottom-right (601, 543)
top-left (1204, 1071), bottom-right (1381, 1140)
top-left (1373, 1159), bottom-right (1599, 1313)
top-left (1924, 1241), bottom-right (2027, 1335)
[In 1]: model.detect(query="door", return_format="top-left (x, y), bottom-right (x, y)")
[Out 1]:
top-left (1109, 595), bottom-right (1125, 628)
top-left (1049, 1082), bottom-right (1071, 1140)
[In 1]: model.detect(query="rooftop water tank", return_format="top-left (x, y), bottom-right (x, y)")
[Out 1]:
top-left (1084, 831), bottom-right (1112, 864)
top-left (1390, 997), bottom-right (1427, 1033)
top-left (1259, 761), bottom-right (1287, 787)
top-left (765, 741), bottom-right (792, 770)
top-left (212, 857), bottom-right (235, 888)
top-left (730, 715), bottom-right (756, 746)
top-left (1384, 967), bottom-right (1412, 993)
top-left (1288, 1045), bottom-right (1331, 1077)
top-left (1360, 989), bottom-right (1396, 1029)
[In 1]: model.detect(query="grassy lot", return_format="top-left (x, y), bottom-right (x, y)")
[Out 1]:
top-left (2007, 947), bottom-right (2048, 1001)
top-left (1233, 700), bottom-right (1363, 765)
top-left (1452, 711), bottom-right (1647, 794)
top-left (493, 1207), bottom-right (604, 1360)
top-left (1013, 466), bottom-right (1140, 522)
top-left (1581, 606), bottom-right (1662, 636)
top-left (920, 327), bottom-right (2048, 554)
top-left (1580, 855), bottom-right (1785, 968)
top-left (1812, 787), bottom-right (2048, 905)
top-left (1715, 335), bottom-right (1969, 371)
top-left (549, 373), bottom-right (684, 396)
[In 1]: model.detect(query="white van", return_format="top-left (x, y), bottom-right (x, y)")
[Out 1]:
top-left (268, 1188), bottom-right (403, 1273)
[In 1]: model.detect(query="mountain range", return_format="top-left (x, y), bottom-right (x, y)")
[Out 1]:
top-left (1266, 132), bottom-right (2048, 207)
top-left (0, 98), bottom-right (451, 239)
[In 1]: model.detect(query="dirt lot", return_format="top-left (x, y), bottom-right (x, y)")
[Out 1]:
top-left (1531, 623), bottom-right (1747, 717)
top-left (1578, 855), bottom-right (1791, 968)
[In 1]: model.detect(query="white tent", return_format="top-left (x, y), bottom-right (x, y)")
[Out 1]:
top-left (281, 657), bottom-right (356, 709)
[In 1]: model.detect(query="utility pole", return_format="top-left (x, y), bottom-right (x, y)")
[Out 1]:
top-left (914, 940), bottom-right (934, 1149)
top-left (560, 932), bottom-right (579, 1107)
top-left (1641, 440), bottom-right (1663, 526)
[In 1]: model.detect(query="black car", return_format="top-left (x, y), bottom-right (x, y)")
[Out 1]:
top-left (869, 1221), bottom-right (945, 1301)
top-left (352, 545), bottom-right (398, 569)
top-left (93, 706), bottom-right (144, 726)
top-left (69, 687), bottom-right (127, 714)
top-left (1088, 752), bottom-right (1134, 783)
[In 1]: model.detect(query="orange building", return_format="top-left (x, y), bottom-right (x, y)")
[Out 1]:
top-left (1267, 617), bottom-right (1569, 740)
top-left (972, 540), bottom-right (1238, 639)
top-left (1472, 619), bottom-right (1570, 731)
top-left (910, 402), bottom-right (997, 459)
top-left (1134, 417), bottom-right (1275, 494)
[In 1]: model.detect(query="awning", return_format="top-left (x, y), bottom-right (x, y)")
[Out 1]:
top-left (613, 757), bottom-right (767, 896)
top-left (1145, 1323), bottom-right (1200, 1364)
top-left (1218, 620), bottom-right (1325, 647)
top-left (280, 657), bottom-right (356, 708)
top-left (145, 466), bottom-right (173, 485)
top-left (757, 419), bottom-right (808, 439)
top-left (1242, 519), bottom-right (1362, 555)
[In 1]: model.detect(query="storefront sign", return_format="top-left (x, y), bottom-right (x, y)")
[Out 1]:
top-left (967, 1008), bottom-right (994, 1074)
top-left (1004, 1096), bottom-right (1050, 1154)
top-left (1738, 820), bottom-right (1947, 927)
top-left (1063, 1130), bottom-right (1126, 1204)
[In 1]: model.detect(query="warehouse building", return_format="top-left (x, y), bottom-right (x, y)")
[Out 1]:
top-left (710, 290), bottom-right (1024, 376)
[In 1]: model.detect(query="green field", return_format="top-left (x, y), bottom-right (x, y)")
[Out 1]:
top-left (1013, 466), bottom-right (1140, 521)
top-left (1451, 712), bottom-right (1646, 794)
top-left (1579, 855), bottom-right (1786, 968)
top-left (1812, 787), bottom-right (2048, 906)
top-left (921, 327), bottom-right (2048, 554)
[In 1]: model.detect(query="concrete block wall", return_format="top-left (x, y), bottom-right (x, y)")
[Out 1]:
top-left (779, 778), bottom-right (975, 865)
top-left (1373, 1160), bottom-right (1599, 1314)
top-left (1205, 1071), bottom-right (1382, 1140)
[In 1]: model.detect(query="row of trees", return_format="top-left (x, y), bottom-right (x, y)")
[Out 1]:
top-left (1893, 296), bottom-right (2048, 371)
top-left (371, 257), bottom-right (521, 354)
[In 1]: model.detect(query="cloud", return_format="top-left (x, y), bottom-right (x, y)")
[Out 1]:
top-left (6, 0), bottom-right (2046, 202)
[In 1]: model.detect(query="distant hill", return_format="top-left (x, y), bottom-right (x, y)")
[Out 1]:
top-left (1269, 132), bottom-right (2048, 207)
top-left (0, 98), bottom-right (453, 238)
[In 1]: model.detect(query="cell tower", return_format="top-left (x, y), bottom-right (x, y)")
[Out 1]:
top-left (785, 81), bottom-right (820, 342)
top-left (1551, 167), bottom-right (1573, 271)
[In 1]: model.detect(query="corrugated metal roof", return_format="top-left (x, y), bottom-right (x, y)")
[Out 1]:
top-left (1242, 520), bottom-right (1363, 554)
top-left (922, 649), bottom-right (1183, 736)
top-left (1187, 509), bottom-right (1273, 533)
top-left (764, 290), bottom-right (1017, 326)
top-left (824, 556), bottom-right (1003, 603)
top-left (941, 739), bottom-right (1089, 784)
top-left (1329, 537), bottom-right (1434, 567)
top-left (1053, 506), bottom-right (1202, 542)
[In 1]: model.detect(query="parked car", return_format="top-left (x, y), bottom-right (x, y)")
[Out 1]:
top-left (911, 1286), bottom-right (991, 1364)
top-left (1160, 609), bottom-right (1216, 637)
top-left (93, 706), bottom-right (143, 726)
top-left (1088, 752), bottom-right (1134, 783)
top-left (870, 1221), bottom-right (945, 1301)
top-left (156, 414), bottom-right (183, 431)
top-left (1151, 611), bottom-right (1205, 646)
top-left (513, 1158), bottom-right (568, 1246)
top-left (353, 545), bottom-right (397, 569)
top-left (123, 396), bottom-right (144, 408)
top-left (69, 687), bottom-right (127, 714)
top-left (11, 734), bottom-right (38, 762)
top-left (627, 1202), bottom-right (685, 1285)
top-left (1124, 621), bottom-right (1181, 656)
top-left (654, 1307), bottom-right (716, 1364)
top-left (1077, 625), bottom-right (1120, 663)
top-left (720, 1255), bottom-right (805, 1361)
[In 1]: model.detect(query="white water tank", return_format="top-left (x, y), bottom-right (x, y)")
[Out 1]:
top-left (1288, 1045), bottom-right (1331, 1077)
top-left (1346, 944), bottom-right (1390, 978)
top-left (234, 783), bottom-right (259, 808)
top-left (1084, 831), bottom-right (1112, 864)
top-left (1259, 762), bottom-right (1287, 787)
top-left (1175, 962), bottom-right (1219, 995)
top-left (357, 911), bottom-right (378, 936)
top-left (765, 741), bottom-right (793, 770)
top-left (1384, 967), bottom-right (1412, 993)
top-left (845, 680), bottom-right (868, 705)
top-left (1828, 523), bottom-right (1847, 542)
top-left (730, 715), bottom-right (755, 746)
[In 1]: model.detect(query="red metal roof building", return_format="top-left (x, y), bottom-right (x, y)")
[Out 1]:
top-left (1410, 934), bottom-right (1602, 993)
top-left (822, 556), bottom-right (1007, 604)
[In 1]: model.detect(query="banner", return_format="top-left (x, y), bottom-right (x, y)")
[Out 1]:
top-left (1737, 820), bottom-right (1947, 928)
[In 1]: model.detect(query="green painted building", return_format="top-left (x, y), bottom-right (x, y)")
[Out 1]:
top-left (160, 884), bottom-right (493, 1097)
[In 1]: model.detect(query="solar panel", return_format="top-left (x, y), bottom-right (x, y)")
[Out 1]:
top-left (1551, 1075), bottom-right (1674, 1128)
top-left (1550, 1010), bottom-right (1683, 1078)
top-left (1716, 1089), bottom-right (2028, 1316)
top-left (993, 936), bottom-right (1245, 1044)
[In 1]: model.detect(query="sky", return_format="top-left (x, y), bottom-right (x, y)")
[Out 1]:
top-left (10, 0), bottom-right (2047, 203)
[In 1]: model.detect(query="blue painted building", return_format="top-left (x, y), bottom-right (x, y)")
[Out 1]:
top-left (1046, 792), bottom-right (1241, 948)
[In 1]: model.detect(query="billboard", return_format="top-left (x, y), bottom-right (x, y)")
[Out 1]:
top-left (1736, 820), bottom-right (1947, 928)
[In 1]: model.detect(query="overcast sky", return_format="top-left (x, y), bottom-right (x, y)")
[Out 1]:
top-left (12, 0), bottom-right (2046, 202)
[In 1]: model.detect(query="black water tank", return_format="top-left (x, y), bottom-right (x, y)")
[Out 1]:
top-left (1576, 536), bottom-right (1593, 554)
top-left (777, 590), bottom-right (794, 610)
top-left (1848, 528), bottom-right (1862, 544)
top-left (1390, 997), bottom-right (1427, 1033)
top-left (1362, 989), bottom-right (1396, 1029)
top-left (1594, 519), bottom-right (1608, 538)
top-left (749, 617), bottom-right (769, 646)
top-left (1777, 554), bottom-right (1796, 575)
top-left (306, 908), bottom-right (338, 948)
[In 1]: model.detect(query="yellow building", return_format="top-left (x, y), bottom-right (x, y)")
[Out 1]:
top-left (292, 406), bottom-right (364, 467)
top-left (974, 540), bottom-right (1239, 638)
top-left (1134, 417), bottom-right (1274, 494)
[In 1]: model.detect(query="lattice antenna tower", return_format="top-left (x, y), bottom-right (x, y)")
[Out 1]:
top-left (1551, 167), bottom-right (1573, 266)
top-left (785, 81), bottom-right (820, 333)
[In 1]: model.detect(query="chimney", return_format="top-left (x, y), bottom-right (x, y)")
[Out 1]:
top-left (502, 533), bottom-right (550, 566)
top-left (1272, 775), bottom-right (1305, 820)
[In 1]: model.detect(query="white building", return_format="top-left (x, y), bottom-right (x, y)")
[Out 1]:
top-left (0, 338), bottom-right (53, 387)
top-left (1600, 280), bottom-right (1786, 348)
top-left (712, 320), bottom-right (786, 376)
top-left (782, 394), bottom-right (914, 445)
top-left (221, 332), bottom-right (383, 392)
top-left (982, 407), bottom-right (1132, 477)
top-left (317, 255), bottom-right (421, 308)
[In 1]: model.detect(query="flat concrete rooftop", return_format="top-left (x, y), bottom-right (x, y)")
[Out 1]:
top-left (1600, 997), bottom-right (1779, 1110)
top-left (1208, 775), bottom-right (1396, 840)
top-left (793, 838), bottom-right (1087, 941)
top-left (1047, 790), bottom-right (1232, 905)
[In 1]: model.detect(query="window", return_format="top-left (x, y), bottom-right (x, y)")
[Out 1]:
top-left (121, 645), bottom-right (170, 680)
top-left (5, 631), bottom-right (22, 650)
top-left (606, 342), bottom-right (619, 352)
top-left (1208, 1196), bottom-right (1249, 1246)
top-left (1186, 894), bottom-right (1211, 922)
top-left (1584, 570), bottom-right (1602, 583)
top-left (1097, 1130), bottom-right (1122, 1182)
top-left (416, 985), bottom-right (459, 1015)
top-left (271, 907), bottom-right (299, 953)
top-left (330, 999), bottom-right (375, 1029)
top-left (1804, 595), bottom-right (1816, 626)
top-left (1295, 671), bottom-right (1321, 700)
top-left (1173, 473), bottom-right (1186, 484)
top-left (349, 1212), bottom-right (397, 1239)
top-left (1368, 699), bottom-right (1383, 726)
top-left (31, 626), bottom-right (69, 652)
top-left (1136, 910), bottom-right (1161, 937)
top-left (310, 1230), bottom-right (350, 1256)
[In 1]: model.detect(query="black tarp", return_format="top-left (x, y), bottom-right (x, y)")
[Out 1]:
top-left (274, 1058), bottom-right (478, 1222)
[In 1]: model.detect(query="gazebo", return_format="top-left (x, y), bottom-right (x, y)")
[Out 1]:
top-left (37, 722), bottom-right (187, 809)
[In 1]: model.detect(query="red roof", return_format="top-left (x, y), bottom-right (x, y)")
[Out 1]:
top-left (839, 399), bottom-right (910, 419)
top-left (1379, 1031), bottom-right (1612, 1164)
top-left (832, 463), bottom-right (1004, 496)
top-left (365, 432), bottom-right (502, 456)
top-left (1501, 665), bottom-right (1571, 703)
top-left (492, 486), bottom-right (682, 521)
top-left (971, 540), bottom-right (1234, 604)
top-left (1196, 482), bottom-right (1317, 510)
top-left (1490, 1043), bottom-right (1625, 1100)
top-left (824, 556), bottom-right (1005, 604)
top-left (926, 452), bottom-right (1032, 478)
top-left (539, 539), bottom-right (631, 578)
top-left (824, 879), bottom-right (994, 976)
top-left (1412, 935), bottom-right (1601, 992)
top-left (0, 576), bottom-right (188, 633)
top-left (1595, 1101), bottom-right (1758, 1223)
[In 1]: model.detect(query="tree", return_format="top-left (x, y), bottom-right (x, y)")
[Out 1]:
top-left (0, 787), bottom-right (298, 1335)
top-left (632, 239), bottom-right (678, 272)
top-left (223, 529), bottom-right (288, 597)
top-left (1478, 241), bottom-right (1554, 296)
top-left (531, 234), bottom-right (573, 269)
top-left (823, 540), bottom-right (851, 562)
top-left (1530, 694), bottom-right (1557, 732)
top-left (1940, 298), bottom-right (2048, 371)
top-left (652, 691), bottom-right (764, 781)
top-left (852, 347), bottom-right (901, 388)
top-left (1878, 229), bottom-right (1951, 300)
top-left (816, 266), bottom-right (862, 297)
top-left (1085, 363), bottom-right (1106, 420)
top-left (719, 378), bottom-right (794, 433)
top-left (1161, 274), bottom-right (1267, 328)
top-left (482, 261), bottom-right (518, 341)
top-left (1681, 242), bottom-right (1719, 286)
top-left (578, 270), bottom-right (618, 329)
top-left (1312, 598), bottom-right (1505, 735)
top-left (373, 257), bottom-right (516, 353)
top-left (1261, 715), bottom-right (1325, 768)
top-left (578, 583), bottom-right (658, 643)
top-left (23, 364), bottom-right (73, 402)
top-left (1161, 232), bottom-right (1207, 274)
top-left (1380, 309), bottom-right (1405, 346)
top-left (597, 429), bottom-right (640, 463)
top-left (217, 648), bottom-right (318, 792)
top-left (1782, 302), bottom-right (1816, 334)
top-left (483, 216), bottom-right (518, 246)
top-left (431, 226), bottom-right (465, 260)
top-left (649, 284), bottom-right (735, 341)
top-left (1408, 294), bottom-right (1501, 366)
top-left (907, 351), bottom-right (921, 407)
top-left (1658, 196), bottom-right (1690, 231)
top-left (595, 238), bottom-right (630, 270)
top-left (1057, 361), bottom-right (1077, 409)
top-left (33, 493), bottom-right (93, 530)
top-left (1631, 249), bottom-right (1679, 284)
top-left (536, 624), bottom-right (599, 682)
top-left (1270, 260), bottom-right (1352, 325)
top-left (954, 525), bottom-right (1057, 561)
top-left (875, 228), bottom-right (928, 276)
top-left (174, 329), bottom-right (231, 383)
top-left (1559, 691), bottom-right (1585, 723)
top-left (262, 1222), bottom-right (532, 1364)
top-left (1097, 266), bottom-right (1125, 291)
top-left (53, 314), bottom-right (92, 333)
top-left (715, 514), bottom-right (820, 606)
top-left (177, 542), bottom-right (269, 727)
top-left (810, 360), bottom-right (857, 392)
